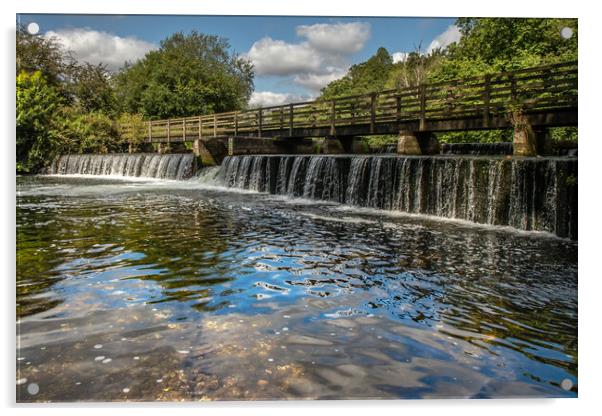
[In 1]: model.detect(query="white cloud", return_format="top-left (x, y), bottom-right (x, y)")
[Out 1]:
top-left (245, 22), bottom-right (371, 94)
top-left (293, 69), bottom-right (347, 91)
top-left (427, 25), bottom-right (461, 53)
top-left (392, 52), bottom-right (408, 63)
top-left (296, 22), bottom-right (371, 54)
top-left (44, 28), bottom-right (156, 71)
top-left (245, 37), bottom-right (322, 76)
top-left (248, 91), bottom-right (311, 108)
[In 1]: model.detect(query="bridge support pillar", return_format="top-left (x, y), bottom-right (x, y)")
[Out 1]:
top-left (194, 138), bottom-right (219, 166)
top-left (397, 131), bottom-right (440, 155)
top-left (513, 125), bottom-right (537, 157)
top-left (397, 131), bottom-right (422, 155)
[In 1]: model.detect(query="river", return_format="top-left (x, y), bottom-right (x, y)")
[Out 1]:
top-left (16, 168), bottom-right (577, 401)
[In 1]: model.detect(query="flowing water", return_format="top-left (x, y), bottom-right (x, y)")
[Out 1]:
top-left (48, 153), bottom-right (196, 180)
top-left (17, 154), bottom-right (578, 402)
top-left (218, 155), bottom-right (577, 239)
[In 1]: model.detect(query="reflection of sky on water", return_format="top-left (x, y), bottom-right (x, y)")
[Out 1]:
top-left (16, 176), bottom-right (577, 401)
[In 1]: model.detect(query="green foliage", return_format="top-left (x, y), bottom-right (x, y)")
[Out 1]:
top-left (435, 130), bottom-right (513, 144)
top-left (118, 113), bottom-right (147, 151)
top-left (16, 25), bottom-right (76, 89)
top-left (71, 63), bottom-right (117, 115)
top-left (114, 31), bottom-right (254, 119)
top-left (319, 18), bottom-right (577, 145)
top-left (431, 18), bottom-right (577, 82)
top-left (364, 135), bottom-right (398, 147)
top-left (549, 127), bottom-right (578, 142)
top-left (52, 109), bottom-right (121, 154)
top-left (385, 49), bottom-right (445, 89)
top-left (321, 47), bottom-right (393, 99)
top-left (16, 71), bottom-right (66, 172)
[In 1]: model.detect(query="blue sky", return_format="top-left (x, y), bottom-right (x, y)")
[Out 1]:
top-left (17, 14), bottom-right (459, 106)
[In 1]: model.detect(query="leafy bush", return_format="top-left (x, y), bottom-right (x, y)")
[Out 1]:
top-left (118, 113), bottom-right (147, 152)
top-left (16, 71), bottom-right (65, 172)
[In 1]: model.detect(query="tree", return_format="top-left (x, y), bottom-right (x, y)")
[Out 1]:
top-left (118, 113), bottom-right (147, 152)
top-left (320, 47), bottom-right (394, 99)
top-left (16, 25), bottom-right (75, 91)
top-left (16, 71), bottom-right (66, 172)
top-left (51, 109), bottom-right (122, 154)
top-left (432, 18), bottom-right (578, 80)
top-left (71, 63), bottom-right (117, 115)
top-left (114, 31), bottom-right (254, 119)
top-left (385, 48), bottom-right (445, 90)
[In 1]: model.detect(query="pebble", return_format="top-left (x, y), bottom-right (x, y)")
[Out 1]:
top-left (267, 358), bottom-right (274, 362)
top-left (94, 356), bottom-right (106, 362)
top-left (133, 356), bottom-right (140, 360)
top-left (94, 344), bottom-right (103, 349)
top-left (102, 358), bottom-right (112, 364)
top-left (177, 350), bottom-right (190, 354)
top-left (122, 388), bottom-right (130, 393)
top-left (17, 378), bottom-right (27, 385)
top-left (156, 379), bottom-right (163, 383)
top-left (282, 327), bottom-right (289, 331)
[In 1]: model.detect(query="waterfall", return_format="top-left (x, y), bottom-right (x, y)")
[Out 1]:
top-left (213, 155), bottom-right (577, 239)
top-left (48, 153), bottom-right (196, 180)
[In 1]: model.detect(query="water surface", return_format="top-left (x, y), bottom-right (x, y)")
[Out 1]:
top-left (16, 175), bottom-right (578, 401)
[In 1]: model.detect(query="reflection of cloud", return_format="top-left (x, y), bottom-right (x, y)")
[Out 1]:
top-left (44, 28), bottom-right (156, 71)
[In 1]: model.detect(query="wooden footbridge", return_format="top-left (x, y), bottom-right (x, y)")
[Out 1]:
top-left (124, 60), bottom-right (577, 160)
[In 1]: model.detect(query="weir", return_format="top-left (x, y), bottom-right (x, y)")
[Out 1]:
top-left (48, 152), bottom-right (578, 239)
top-left (49, 153), bottom-right (196, 180)
top-left (214, 154), bottom-right (577, 239)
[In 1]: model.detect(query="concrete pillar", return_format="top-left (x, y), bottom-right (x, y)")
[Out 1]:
top-left (194, 138), bottom-right (217, 166)
top-left (397, 130), bottom-right (422, 155)
top-left (513, 125), bottom-right (537, 156)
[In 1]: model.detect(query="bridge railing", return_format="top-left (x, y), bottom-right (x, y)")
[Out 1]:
top-left (122, 60), bottom-right (576, 143)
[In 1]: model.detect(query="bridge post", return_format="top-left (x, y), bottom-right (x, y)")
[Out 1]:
top-left (397, 130), bottom-right (422, 155)
top-left (397, 131), bottom-right (440, 155)
top-left (289, 104), bottom-right (294, 136)
top-left (511, 111), bottom-right (537, 156)
top-left (513, 127), bottom-right (537, 156)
